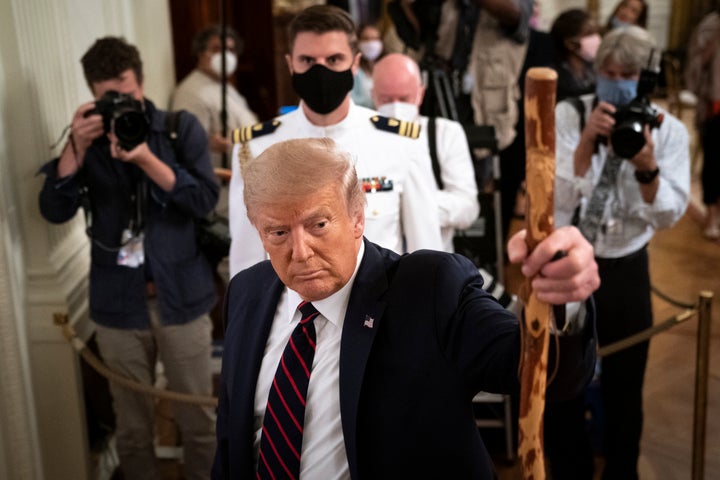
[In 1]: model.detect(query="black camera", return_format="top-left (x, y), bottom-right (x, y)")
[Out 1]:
top-left (85, 90), bottom-right (149, 150)
top-left (610, 68), bottom-right (664, 159)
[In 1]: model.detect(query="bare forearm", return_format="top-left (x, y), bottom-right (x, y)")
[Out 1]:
top-left (638, 177), bottom-right (659, 203)
top-left (135, 151), bottom-right (177, 192)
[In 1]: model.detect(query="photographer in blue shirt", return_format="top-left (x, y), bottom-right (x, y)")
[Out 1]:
top-left (38, 37), bottom-right (219, 480)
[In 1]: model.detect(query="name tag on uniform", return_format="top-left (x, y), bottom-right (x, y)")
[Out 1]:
top-left (362, 176), bottom-right (393, 193)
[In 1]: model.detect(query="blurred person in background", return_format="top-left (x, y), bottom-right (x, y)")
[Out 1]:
top-left (172, 25), bottom-right (258, 173)
top-left (602, 0), bottom-right (648, 33)
top-left (351, 23), bottom-right (385, 108)
top-left (372, 52), bottom-right (479, 253)
top-left (550, 8), bottom-right (601, 101)
top-left (685, 4), bottom-right (720, 240)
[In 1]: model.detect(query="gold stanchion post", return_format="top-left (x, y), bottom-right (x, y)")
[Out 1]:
top-left (692, 291), bottom-right (713, 480)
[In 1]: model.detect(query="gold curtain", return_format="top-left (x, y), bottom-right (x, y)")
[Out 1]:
top-left (587, 0), bottom-right (600, 20)
top-left (668, 0), bottom-right (715, 50)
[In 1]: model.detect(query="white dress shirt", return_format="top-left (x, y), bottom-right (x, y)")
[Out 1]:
top-left (554, 95), bottom-right (690, 258)
top-left (228, 101), bottom-right (443, 276)
top-left (252, 242), bottom-right (365, 479)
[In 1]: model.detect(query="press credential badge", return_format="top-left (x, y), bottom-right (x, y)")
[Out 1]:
top-left (117, 228), bottom-right (145, 267)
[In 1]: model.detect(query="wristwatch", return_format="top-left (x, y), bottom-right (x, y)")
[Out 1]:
top-left (634, 167), bottom-right (660, 184)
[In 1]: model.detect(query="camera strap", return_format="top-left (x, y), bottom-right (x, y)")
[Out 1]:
top-left (164, 109), bottom-right (230, 265)
top-left (427, 115), bottom-right (445, 190)
top-left (79, 157), bottom-right (147, 252)
top-left (578, 152), bottom-right (623, 243)
top-left (564, 95), bottom-right (596, 227)
top-left (133, 173), bottom-right (147, 235)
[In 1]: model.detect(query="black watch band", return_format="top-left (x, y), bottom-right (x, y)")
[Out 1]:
top-left (634, 167), bottom-right (660, 184)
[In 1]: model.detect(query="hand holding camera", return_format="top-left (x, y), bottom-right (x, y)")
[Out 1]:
top-left (607, 66), bottom-right (663, 159)
top-left (56, 102), bottom-right (105, 177)
top-left (609, 89), bottom-right (663, 158)
top-left (71, 102), bottom-right (105, 153)
top-left (584, 100), bottom-right (617, 144)
top-left (108, 131), bottom-right (153, 165)
top-left (587, 92), bottom-right (662, 162)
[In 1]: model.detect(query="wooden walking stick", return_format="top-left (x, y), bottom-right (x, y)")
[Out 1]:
top-left (517, 67), bottom-right (558, 479)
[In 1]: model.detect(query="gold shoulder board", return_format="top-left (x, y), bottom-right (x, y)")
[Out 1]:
top-left (231, 119), bottom-right (282, 143)
top-left (369, 115), bottom-right (421, 139)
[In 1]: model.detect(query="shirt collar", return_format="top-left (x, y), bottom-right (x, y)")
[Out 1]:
top-left (286, 241), bottom-right (365, 329)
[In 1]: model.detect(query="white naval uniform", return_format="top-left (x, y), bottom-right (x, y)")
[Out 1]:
top-left (417, 115), bottom-right (479, 252)
top-left (228, 101), bottom-right (444, 276)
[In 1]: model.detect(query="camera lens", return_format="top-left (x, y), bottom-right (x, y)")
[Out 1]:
top-left (113, 110), bottom-right (149, 150)
top-left (611, 121), bottom-right (645, 159)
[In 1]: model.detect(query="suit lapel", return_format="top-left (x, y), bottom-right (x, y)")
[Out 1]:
top-left (339, 240), bottom-right (391, 478)
top-left (225, 264), bottom-right (284, 475)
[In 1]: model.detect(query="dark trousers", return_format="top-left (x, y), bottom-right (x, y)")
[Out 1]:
top-left (545, 247), bottom-right (652, 480)
top-left (702, 115), bottom-right (720, 205)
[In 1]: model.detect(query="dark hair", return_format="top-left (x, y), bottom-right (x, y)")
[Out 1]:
top-left (81, 37), bottom-right (143, 88)
top-left (550, 9), bottom-right (594, 59)
top-left (287, 5), bottom-right (358, 54)
top-left (191, 24), bottom-right (240, 58)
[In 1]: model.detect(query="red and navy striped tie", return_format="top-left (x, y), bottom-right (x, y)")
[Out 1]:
top-left (257, 301), bottom-right (319, 479)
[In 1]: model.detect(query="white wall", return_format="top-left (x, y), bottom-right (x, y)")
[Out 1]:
top-left (0, 1), bottom-right (175, 478)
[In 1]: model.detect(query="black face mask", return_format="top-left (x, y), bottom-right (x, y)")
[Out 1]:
top-left (291, 64), bottom-right (354, 115)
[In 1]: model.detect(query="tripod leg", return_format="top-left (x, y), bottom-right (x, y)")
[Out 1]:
top-left (432, 70), bottom-right (449, 119)
top-left (438, 71), bottom-right (459, 122)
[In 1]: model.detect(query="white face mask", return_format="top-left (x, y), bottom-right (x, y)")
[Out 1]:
top-left (210, 51), bottom-right (237, 77)
top-left (376, 101), bottom-right (419, 121)
top-left (359, 40), bottom-right (383, 62)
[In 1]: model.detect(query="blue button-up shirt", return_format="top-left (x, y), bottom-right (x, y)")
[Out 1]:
top-left (38, 100), bottom-right (219, 328)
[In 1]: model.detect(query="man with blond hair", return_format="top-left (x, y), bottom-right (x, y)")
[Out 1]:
top-left (214, 137), bottom-right (601, 479)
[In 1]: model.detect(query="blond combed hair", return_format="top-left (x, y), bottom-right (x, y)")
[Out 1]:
top-left (242, 138), bottom-right (366, 223)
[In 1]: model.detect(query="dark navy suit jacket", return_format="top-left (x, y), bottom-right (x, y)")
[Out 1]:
top-left (212, 239), bottom-right (596, 479)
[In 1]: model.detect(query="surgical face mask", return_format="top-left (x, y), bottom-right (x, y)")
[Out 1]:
top-left (210, 51), bottom-right (237, 77)
top-left (596, 76), bottom-right (638, 106)
top-left (610, 16), bottom-right (631, 30)
top-left (578, 34), bottom-right (601, 62)
top-left (359, 40), bottom-right (383, 62)
top-left (376, 101), bottom-right (419, 121)
top-left (291, 64), bottom-right (354, 115)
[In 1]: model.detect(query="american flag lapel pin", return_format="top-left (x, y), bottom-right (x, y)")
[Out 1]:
top-left (363, 315), bottom-right (374, 329)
